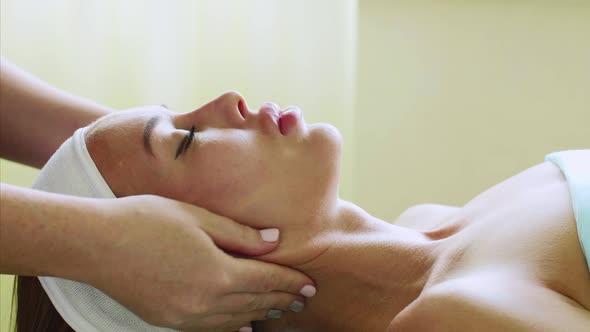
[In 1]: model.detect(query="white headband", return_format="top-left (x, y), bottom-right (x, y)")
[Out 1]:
top-left (33, 127), bottom-right (176, 332)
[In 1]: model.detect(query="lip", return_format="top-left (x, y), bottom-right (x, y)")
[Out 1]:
top-left (258, 103), bottom-right (281, 133)
top-left (258, 103), bottom-right (303, 136)
top-left (278, 107), bottom-right (301, 136)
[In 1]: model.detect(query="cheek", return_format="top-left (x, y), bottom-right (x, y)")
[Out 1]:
top-left (179, 143), bottom-right (271, 213)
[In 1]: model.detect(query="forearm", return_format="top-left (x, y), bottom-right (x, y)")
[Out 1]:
top-left (0, 58), bottom-right (113, 168)
top-left (0, 183), bottom-right (104, 282)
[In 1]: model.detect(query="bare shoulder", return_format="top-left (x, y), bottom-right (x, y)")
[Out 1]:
top-left (394, 204), bottom-right (461, 230)
top-left (387, 276), bottom-right (590, 332)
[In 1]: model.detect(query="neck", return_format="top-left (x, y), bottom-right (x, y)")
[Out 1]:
top-left (256, 199), bottom-right (438, 332)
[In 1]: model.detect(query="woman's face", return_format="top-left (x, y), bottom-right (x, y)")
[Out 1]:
top-left (86, 91), bottom-right (342, 228)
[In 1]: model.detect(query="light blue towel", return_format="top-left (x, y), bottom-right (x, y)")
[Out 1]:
top-left (545, 150), bottom-right (590, 271)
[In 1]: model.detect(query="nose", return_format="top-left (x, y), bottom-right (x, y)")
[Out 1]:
top-left (217, 90), bottom-right (250, 121)
top-left (180, 90), bottom-right (250, 129)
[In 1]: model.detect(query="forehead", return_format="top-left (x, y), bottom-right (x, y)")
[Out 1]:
top-left (102, 108), bottom-right (162, 129)
top-left (86, 107), bottom-right (171, 162)
top-left (85, 108), bottom-right (174, 197)
top-left (88, 107), bottom-right (170, 139)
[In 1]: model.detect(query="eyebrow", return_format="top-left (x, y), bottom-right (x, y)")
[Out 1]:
top-left (143, 115), bottom-right (163, 156)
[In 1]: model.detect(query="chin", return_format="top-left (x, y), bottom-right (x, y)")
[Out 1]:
top-left (308, 123), bottom-right (343, 151)
top-left (307, 122), bottom-right (343, 178)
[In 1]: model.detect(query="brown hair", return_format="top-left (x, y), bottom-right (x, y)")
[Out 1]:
top-left (14, 275), bottom-right (74, 332)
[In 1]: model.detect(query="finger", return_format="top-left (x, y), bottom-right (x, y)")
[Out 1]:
top-left (231, 258), bottom-right (316, 298)
top-left (183, 313), bottom-right (251, 332)
top-left (218, 292), bottom-right (306, 313)
top-left (210, 309), bottom-right (284, 332)
top-left (242, 308), bottom-right (283, 322)
top-left (198, 213), bottom-right (280, 256)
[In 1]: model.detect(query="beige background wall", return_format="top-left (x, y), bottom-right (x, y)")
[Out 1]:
top-left (1, 1), bottom-right (589, 331)
top-left (355, 0), bottom-right (590, 220)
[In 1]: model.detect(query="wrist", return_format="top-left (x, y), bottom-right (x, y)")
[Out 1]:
top-left (0, 185), bottom-right (110, 281)
top-left (54, 197), bottom-right (114, 285)
top-left (38, 195), bottom-right (112, 284)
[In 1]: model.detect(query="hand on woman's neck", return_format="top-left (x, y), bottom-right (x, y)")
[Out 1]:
top-left (256, 199), bottom-right (439, 332)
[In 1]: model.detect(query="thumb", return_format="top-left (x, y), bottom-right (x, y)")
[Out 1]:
top-left (199, 214), bottom-right (280, 256)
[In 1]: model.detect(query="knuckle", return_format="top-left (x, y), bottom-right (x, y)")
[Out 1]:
top-left (261, 272), bottom-right (280, 292)
top-left (200, 313), bottom-right (232, 329)
top-left (173, 297), bottom-right (209, 321)
top-left (283, 274), bottom-right (300, 292)
top-left (151, 300), bottom-right (187, 327)
top-left (191, 303), bottom-right (209, 317)
top-left (276, 269), bottom-right (301, 293)
top-left (238, 223), bottom-right (251, 242)
top-left (215, 268), bottom-right (235, 290)
top-left (245, 294), bottom-right (265, 310)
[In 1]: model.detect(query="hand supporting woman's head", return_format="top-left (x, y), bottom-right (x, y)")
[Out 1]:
top-left (85, 91), bottom-right (343, 231)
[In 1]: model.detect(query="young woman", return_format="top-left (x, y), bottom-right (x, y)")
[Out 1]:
top-left (20, 91), bottom-right (590, 331)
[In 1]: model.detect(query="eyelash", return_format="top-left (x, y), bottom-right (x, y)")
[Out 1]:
top-left (174, 125), bottom-right (196, 159)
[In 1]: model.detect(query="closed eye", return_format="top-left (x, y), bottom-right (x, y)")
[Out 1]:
top-left (174, 125), bottom-right (196, 159)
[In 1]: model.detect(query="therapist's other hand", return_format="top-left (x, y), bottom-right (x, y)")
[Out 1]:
top-left (83, 195), bottom-right (315, 332)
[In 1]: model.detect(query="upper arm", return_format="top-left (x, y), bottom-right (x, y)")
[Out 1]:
top-left (388, 280), bottom-right (590, 332)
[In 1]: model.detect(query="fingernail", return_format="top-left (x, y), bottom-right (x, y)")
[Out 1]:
top-left (239, 327), bottom-right (252, 332)
top-left (266, 309), bottom-right (283, 319)
top-left (288, 300), bottom-right (305, 313)
top-left (260, 228), bottom-right (279, 242)
top-left (299, 285), bottom-right (316, 297)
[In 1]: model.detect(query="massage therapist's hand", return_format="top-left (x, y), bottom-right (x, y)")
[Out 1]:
top-left (83, 195), bottom-right (315, 332)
